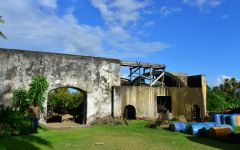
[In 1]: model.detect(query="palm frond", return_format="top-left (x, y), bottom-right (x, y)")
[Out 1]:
top-left (0, 16), bottom-right (4, 23)
top-left (0, 31), bottom-right (7, 39)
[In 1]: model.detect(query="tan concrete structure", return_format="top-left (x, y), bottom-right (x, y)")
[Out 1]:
top-left (167, 87), bottom-right (206, 119)
top-left (113, 75), bottom-right (206, 120)
top-left (113, 86), bottom-right (165, 119)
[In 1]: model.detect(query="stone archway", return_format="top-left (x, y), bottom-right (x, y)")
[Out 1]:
top-left (123, 105), bottom-right (136, 120)
top-left (46, 86), bottom-right (87, 127)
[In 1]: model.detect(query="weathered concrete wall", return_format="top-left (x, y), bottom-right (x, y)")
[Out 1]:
top-left (113, 86), bottom-right (165, 119)
top-left (0, 48), bottom-right (120, 123)
top-left (114, 86), bottom-right (206, 120)
top-left (167, 87), bottom-right (206, 120)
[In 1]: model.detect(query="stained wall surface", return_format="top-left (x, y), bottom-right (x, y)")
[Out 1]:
top-left (113, 86), bottom-right (166, 119)
top-left (113, 86), bottom-right (206, 120)
top-left (0, 48), bottom-right (120, 123)
top-left (167, 87), bottom-right (206, 120)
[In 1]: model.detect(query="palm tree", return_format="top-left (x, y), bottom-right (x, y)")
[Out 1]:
top-left (0, 16), bottom-right (7, 39)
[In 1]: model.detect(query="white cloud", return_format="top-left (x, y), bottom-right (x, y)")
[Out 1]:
top-left (216, 75), bottom-right (232, 85)
top-left (160, 7), bottom-right (181, 17)
top-left (91, 0), bottom-right (148, 26)
top-left (37, 0), bottom-right (57, 9)
top-left (182, 0), bottom-right (221, 8)
top-left (0, 0), bottom-right (169, 58)
top-left (209, 75), bottom-right (235, 87)
top-left (144, 21), bottom-right (155, 27)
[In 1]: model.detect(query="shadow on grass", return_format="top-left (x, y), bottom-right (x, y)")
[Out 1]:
top-left (186, 135), bottom-right (240, 150)
top-left (0, 134), bottom-right (52, 150)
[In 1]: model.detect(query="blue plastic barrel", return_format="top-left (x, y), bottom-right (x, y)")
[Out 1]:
top-left (202, 122), bottom-right (217, 127)
top-left (169, 122), bottom-right (186, 132)
top-left (187, 123), bottom-right (206, 135)
top-left (230, 114), bottom-right (239, 127)
top-left (187, 122), bottom-right (217, 135)
top-left (220, 114), bottom-right (231, 124)
top-left (212, 114), bottom-right (221, 125)
top-left (198, 127), bottom-right (210, 137)
top-left (225, 115), bottom-right (237, 126)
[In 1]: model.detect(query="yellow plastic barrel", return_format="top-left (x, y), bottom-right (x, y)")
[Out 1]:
top-left (236, 115), bottom-right (240, 126)
top-left (209, 127), bottom-right (232, 138)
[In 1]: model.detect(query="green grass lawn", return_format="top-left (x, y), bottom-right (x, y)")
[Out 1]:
top-left (0, 120), bottom-right (239, 150)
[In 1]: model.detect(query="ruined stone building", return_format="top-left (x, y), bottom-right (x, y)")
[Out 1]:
top-left (0, 48), bottom-right (206, 124)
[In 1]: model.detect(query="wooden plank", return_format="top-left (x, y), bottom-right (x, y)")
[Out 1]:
top-left (120, 61), bottom-right (165, 69)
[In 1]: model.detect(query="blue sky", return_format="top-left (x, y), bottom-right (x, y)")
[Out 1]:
top-left (0, 0), bottom-right (239, 86)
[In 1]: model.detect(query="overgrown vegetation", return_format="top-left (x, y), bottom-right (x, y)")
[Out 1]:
top-left (207, 77), bottom-right (240, 111)
top-left (0, 106), bottom-right (32, 137)
top-left (47, 88), bottom-right (85, 124)
top-left (12, 89), bottom-right (30, 113)
top-left (0, 76), bottom-right (49, 137)
top-left (48, 88), bottom-right (84, 115)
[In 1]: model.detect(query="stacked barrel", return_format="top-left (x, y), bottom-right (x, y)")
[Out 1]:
top-left (213, 114), bottom-right (240, 127)
top-left (168, 114), bottom-right (240, 141)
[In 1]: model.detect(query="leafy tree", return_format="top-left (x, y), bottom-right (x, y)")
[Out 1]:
top-left (207, 85), bottom-right (227, 111)
top-left (48, 88), bottom-right (84, 116)
top-left (207, 77), bottom-right (240, 111)
top-left (219, 78), bottom-right (240, 102)
top-left (28, 76), bottom-right (49, 112)
top-left (0, 16), bottom-right (7, 39)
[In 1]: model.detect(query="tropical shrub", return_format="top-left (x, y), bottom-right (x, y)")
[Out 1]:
top-left (28, 76), bottom-right (49, 112)
top-left (12, 89), bottom-right (30, 113)
top-left (0, 75), bottom-right (49, 137)
top-left (0, 106), bottom-right (31, 136)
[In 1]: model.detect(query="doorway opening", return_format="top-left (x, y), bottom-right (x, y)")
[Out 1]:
top-left (157, 96), bottom-right (172, 113)
top-left (123, 105), bottom-right (136, 120)
top-left (192, 104), bottom-right (200, 120)
top-left (47, 87), bottom-right (87, 126)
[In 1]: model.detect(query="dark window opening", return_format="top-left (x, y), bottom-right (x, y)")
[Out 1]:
top-left (188, 75), bottom-right (202, 87)
top-left (192, 104), bottom-right (200, 120)
top-left (163, 76), bottom-right (180, 87)
top-left (123, 105), bottom-right (136, 120)
top-left (157, 96), bottom-right (172, 113)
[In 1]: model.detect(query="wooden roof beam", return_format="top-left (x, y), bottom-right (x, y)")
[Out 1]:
top-left (120, 61), bottom-right (166, 69)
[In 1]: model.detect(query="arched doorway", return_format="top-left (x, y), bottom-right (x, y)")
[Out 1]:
top-left (192, 105), bottom-right (200, 120)
top-left (47, 87), bottom-right (87, 125)
top-left (123, 105), bottom-right (136, 120)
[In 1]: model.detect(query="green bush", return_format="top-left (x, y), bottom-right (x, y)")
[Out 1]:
top-left (13, 89), bottom-right (30, 113)
top-left (1, 75), bottom-right (49, 137)
top-left (0, 106), bottom-right (32, 137)
top-left (28, 76), bottom-right (49, 112)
